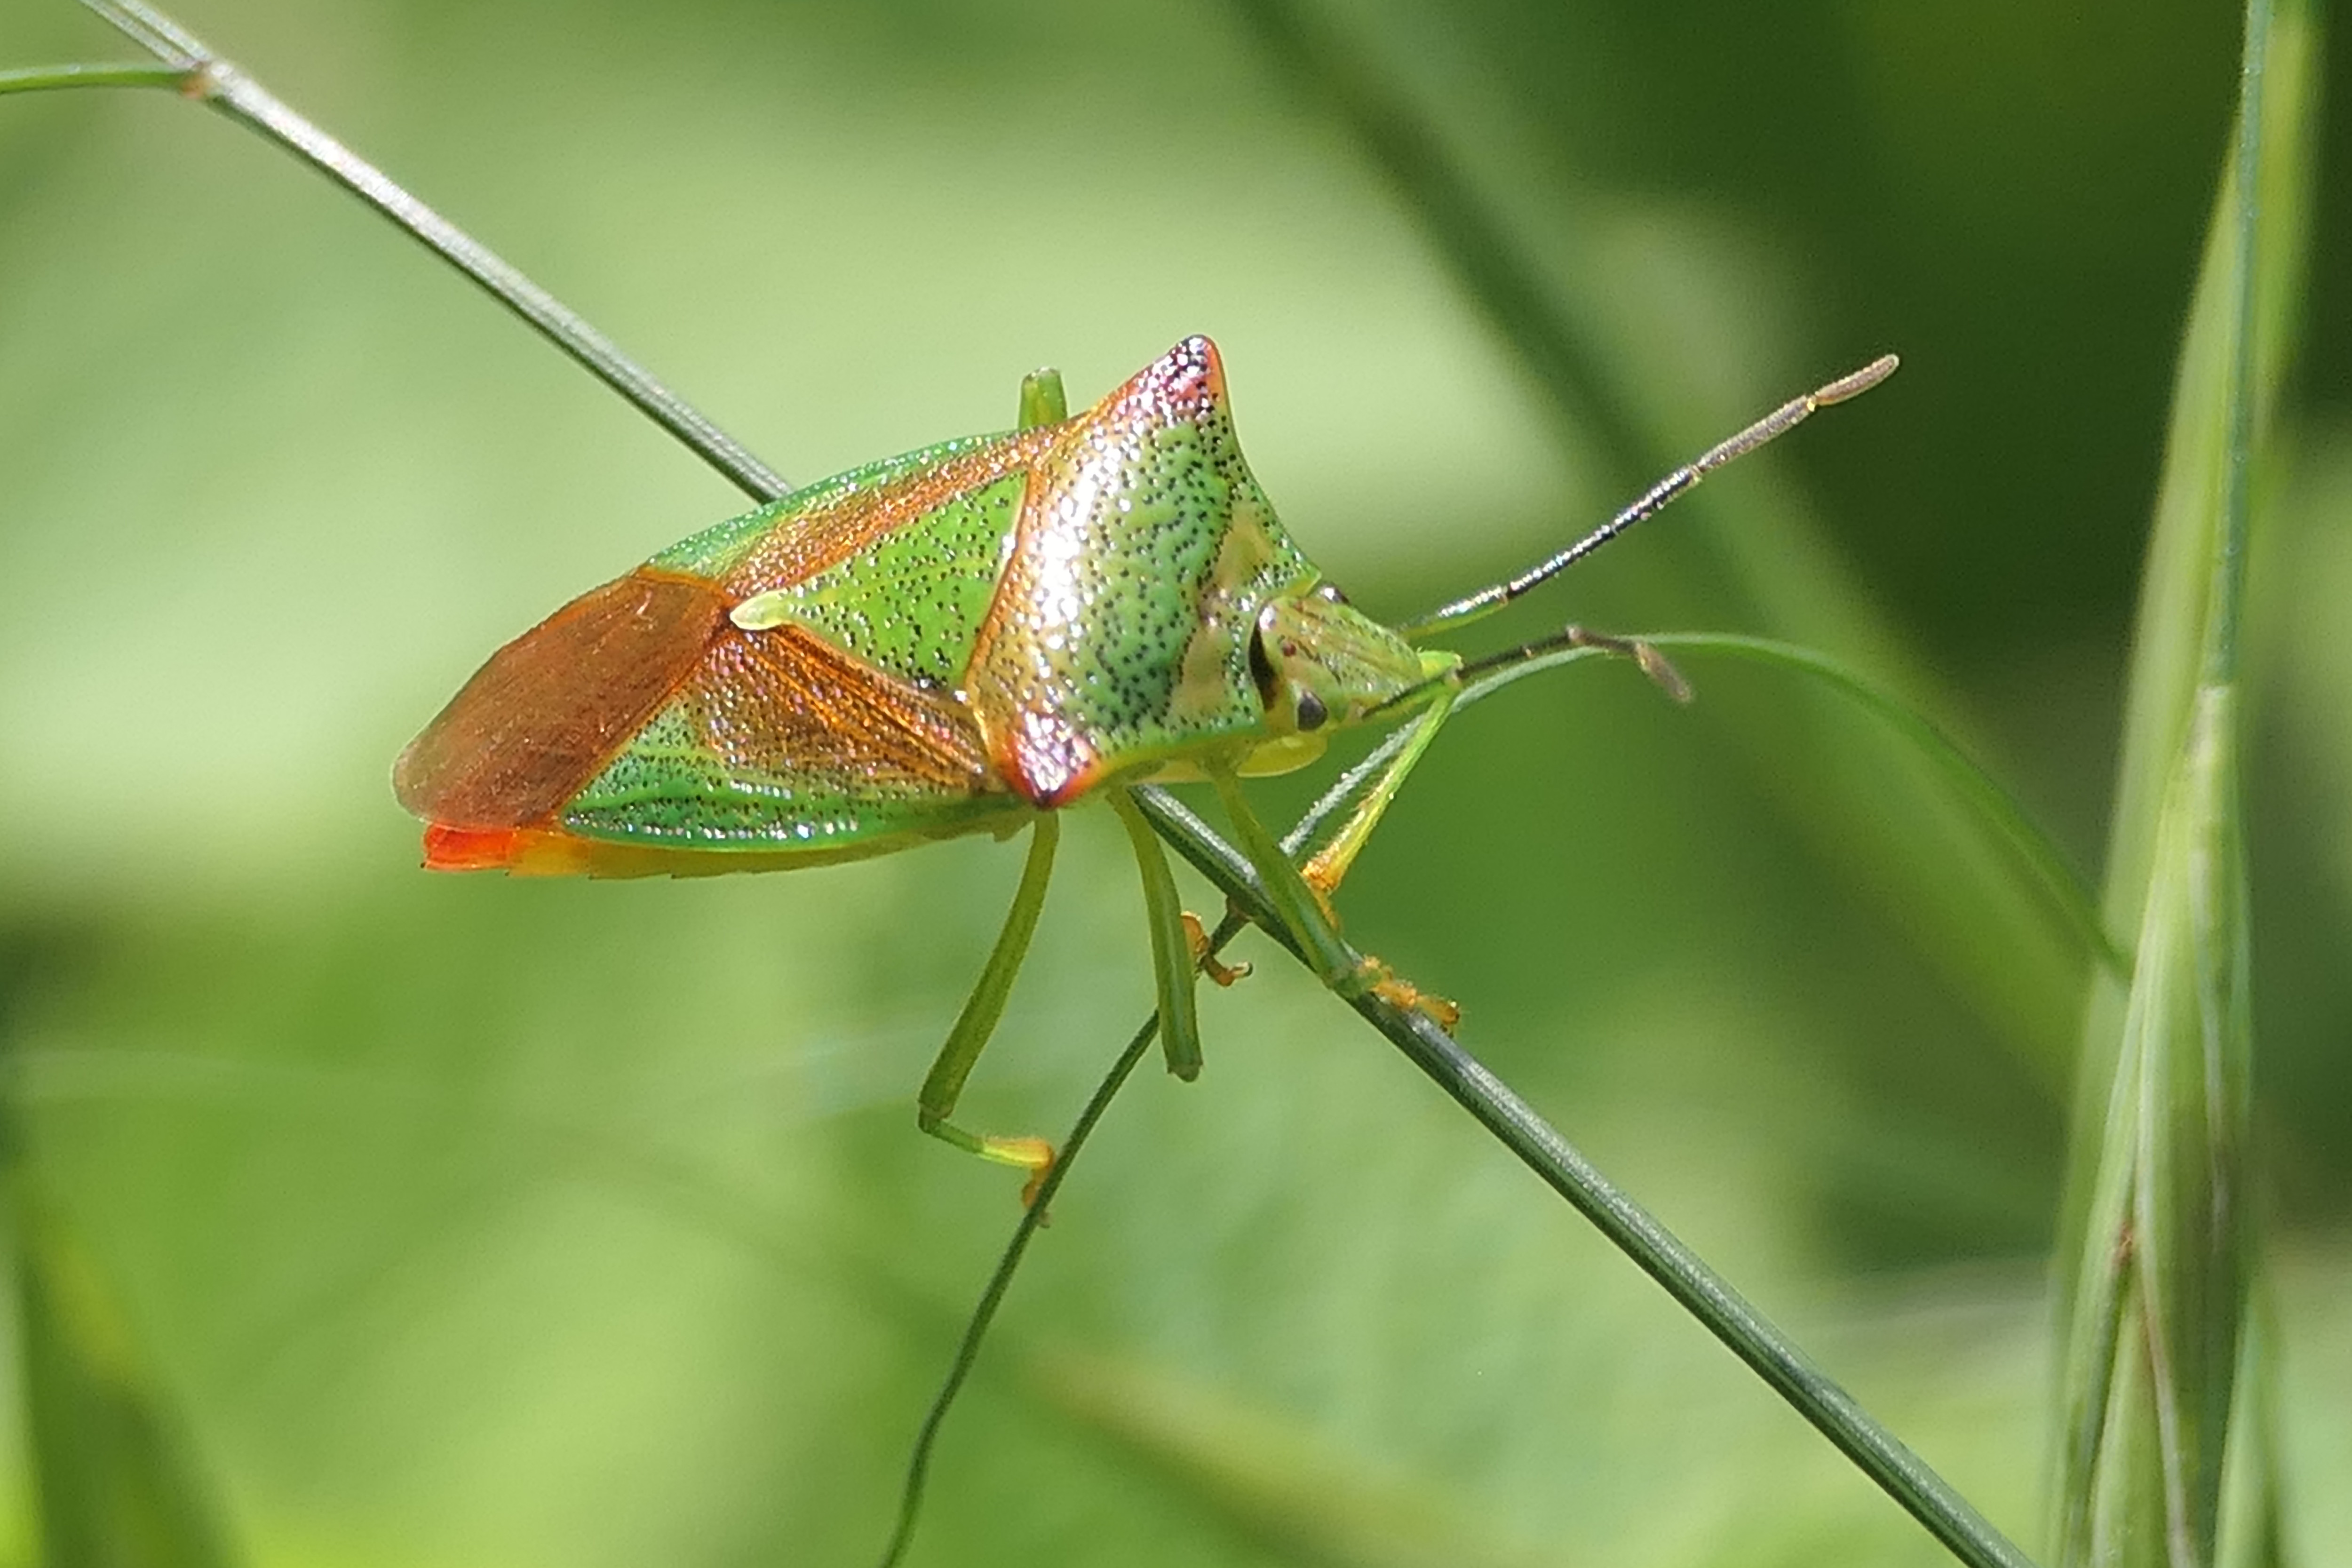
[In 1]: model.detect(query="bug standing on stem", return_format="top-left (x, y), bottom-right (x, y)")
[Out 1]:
top-left (395, 335), bottom-right (1896, 1188)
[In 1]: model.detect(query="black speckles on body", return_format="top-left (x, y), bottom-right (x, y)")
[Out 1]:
top-left (967, 337), bottom-right (1319, 803)
top-left (755, 474), bottom-right (1024, 688)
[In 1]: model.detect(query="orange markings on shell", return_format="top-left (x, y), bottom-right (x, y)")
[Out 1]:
top-left (420, 821), bottom-right (718, 877)
top-left (994, 708), bottom-right (1102, 810)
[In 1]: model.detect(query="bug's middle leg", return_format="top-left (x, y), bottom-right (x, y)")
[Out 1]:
top-left (1109, 787), bottom-right (1204, 1082)
top-left (917, 813), bottom-right (1061, 1184)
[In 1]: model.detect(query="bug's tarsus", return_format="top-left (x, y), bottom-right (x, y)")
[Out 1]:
top-left (1398, 354), bottom-right (1900, 639)
top-left (1015, 1147), bottom-right (1057, 1211)
top-left (1632, 642), bottom-right (1694, 705)
top-left (1366, 964), bottom-right (1462, 1035)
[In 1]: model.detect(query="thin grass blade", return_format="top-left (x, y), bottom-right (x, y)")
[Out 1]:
top-left (2052, 1), bottom-right (2314, 1563)
top-left (1034, 1351), bottom-right (1557, 1568)
top-left (8, 1173), bottom-right (241, 1568)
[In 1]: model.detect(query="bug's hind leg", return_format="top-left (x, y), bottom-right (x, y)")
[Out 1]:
top-left (917, 814), bottom-right (1061, 1196)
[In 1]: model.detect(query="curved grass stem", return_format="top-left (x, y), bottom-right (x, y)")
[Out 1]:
top-left (0, 62), bottom-right (190, 94)
top-left (1642, 633), bottom-right (2127, 977)
top-left (70, 0), bottom-right (790, 504)
top-left (1291, 632), bottom-right (2122, 978)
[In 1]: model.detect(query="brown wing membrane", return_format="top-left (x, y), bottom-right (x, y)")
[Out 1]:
top-left (393, 569), bottom-right (725, 830)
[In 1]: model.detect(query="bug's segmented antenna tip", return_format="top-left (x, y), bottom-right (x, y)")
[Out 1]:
top-left (1816, 353), bottom-right (1900, 407)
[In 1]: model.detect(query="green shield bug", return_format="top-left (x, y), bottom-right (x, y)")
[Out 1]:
top-left (395, 334), bottom-right (1896, 1188)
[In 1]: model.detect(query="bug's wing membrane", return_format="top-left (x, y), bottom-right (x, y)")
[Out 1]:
top-left (393, 570), bottom-right (725, 831)
top-left (558, 622), bottom-right (1017, 854)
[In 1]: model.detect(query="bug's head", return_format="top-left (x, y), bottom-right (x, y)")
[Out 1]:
top-left (1248, 583), bottom-right (1448, 737)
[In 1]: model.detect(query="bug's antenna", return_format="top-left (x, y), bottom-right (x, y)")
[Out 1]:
top-left (1396, 354), bottom-right (1899, 639)
top-left (1365, 623), bottom-right (1692, 726)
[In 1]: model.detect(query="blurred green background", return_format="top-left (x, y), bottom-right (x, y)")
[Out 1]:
top-left (0, 0), bottom-right (2346, 1563)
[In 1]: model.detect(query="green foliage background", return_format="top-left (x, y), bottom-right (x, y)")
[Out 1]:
top-left (0, 1), bottom-right (2346, 1563)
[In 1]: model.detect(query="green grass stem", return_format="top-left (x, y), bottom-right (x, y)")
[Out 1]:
top-left (0, 62), bottom-right (188, 94)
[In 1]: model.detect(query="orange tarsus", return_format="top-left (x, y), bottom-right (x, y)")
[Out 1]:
top-left (1368, 969), bottom-right (1462, 1035)
top-left (1301, 856), bottom-right (1343, 901)
top-left (1005, 1138), bottom-right (1059, 1211)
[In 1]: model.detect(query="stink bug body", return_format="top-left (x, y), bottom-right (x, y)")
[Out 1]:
top-left (395, 335), bottom-right (1894, 1178)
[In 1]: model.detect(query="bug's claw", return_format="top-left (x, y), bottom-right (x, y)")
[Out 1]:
top-left (1182, 911), bottom-right (1252, 987)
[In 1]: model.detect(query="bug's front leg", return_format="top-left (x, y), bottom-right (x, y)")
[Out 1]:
top-left (1296, 629), bottom-right (1686, 897)
top-left (1208, 765), bottom-right (1369, 998)
top-left (917, 814), bottom-right (1061, 1193)
top-left (1217, 705), bottom-right (1472, 1035)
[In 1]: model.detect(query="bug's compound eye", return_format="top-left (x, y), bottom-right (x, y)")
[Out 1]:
top-left (1247, 618), bottom-right (1279, 707)
top-left (1295, 690), bottom-right (1329, 732)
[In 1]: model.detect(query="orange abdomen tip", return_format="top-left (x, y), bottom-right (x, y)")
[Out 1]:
top-left (421, 824), bottom-right (526, 871)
